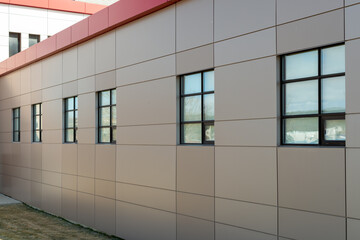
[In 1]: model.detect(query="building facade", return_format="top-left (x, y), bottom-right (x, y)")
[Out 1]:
top-left (0, 0), bottom-right (104, 61)
top-left (0, 0), bottom-right (359, 240)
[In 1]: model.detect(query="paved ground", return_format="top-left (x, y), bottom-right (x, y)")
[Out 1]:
top-left (0, 194), bottom-right (122, 240)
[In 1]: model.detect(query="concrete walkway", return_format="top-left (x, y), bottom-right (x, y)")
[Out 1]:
top-left (0, 194), bottom-right (20, 205)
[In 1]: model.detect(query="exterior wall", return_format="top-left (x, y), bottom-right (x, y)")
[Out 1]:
top-left (75, 0), bottom-right (118, 6)
top-left (0, 1), bottom-right (358, 240)
top-left (0, 3), bottom-right (92, 62)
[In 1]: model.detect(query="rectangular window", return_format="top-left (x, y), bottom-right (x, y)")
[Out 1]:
top-left (32, 103), bottom-right (42, 142)
top-left (98, 89), bottom-right (116, 144)
top-left (64, 96), bottom-right (78, 143)
top-left (29, 34), bottom-right (40, 47)
top-left (13, 108), bottom-right (20, 142)
top-left (9, 32), bottom-right (20, 57)
top-left (180, 70), bottom-right (214, 144)
top-left (281, 44), bottom-right (345, 146)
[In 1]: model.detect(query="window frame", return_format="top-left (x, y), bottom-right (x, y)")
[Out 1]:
top-left (280, 44), bottom-right (345, 146)
top-left (180, 69), bottom-right (215, 145)
top-left (97, 89), bottom-right (116, 144)
top-left (64, 96), bottom-right (78, 143)
top-left (12, 107), bottom-right (20, 142)
top-left (32, 103), bottom-right (42, 143)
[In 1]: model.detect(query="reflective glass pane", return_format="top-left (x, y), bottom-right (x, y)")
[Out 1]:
top-left (66, 98), bottom-right (74, 110)
top-left (75, 97), bottom-right (78, 110)
top-left (285, 50), bottom-right (318, 80)
top-left (14, 119), bottom-right (19, 131)
top-left (111, 106), bottom-right (116, 125)
top-left (29, 34), bottom-right (39, 47)
top-left (204, 124), bottom-right (214, 142)
top-left (183, 123), bottom-right (201, 144)
top-left (112, 128), bottom-right (116, 142)
top-left (325, 119), bottom-right (345, 141)
top-left (34, 104), bottom-right (40, 114)
top-left (111, 89), bottom-right (116, 105)
top-left (66, 129), bottom-right (74, 142)
top-left (285, 80), bottom-right (318, 115)
top-left (321, 45), bottom-right (345, 75)
top-left (204, 94), bottom-right (214, 120)
top-left (75, 111), bottom-right (78, 127)
top-left (322, 76), bottom-right (345, 113)
top-left (14, 132), bottom-right (19, 142)
top-left (183, 73), bottom-right (201, 94)
top-left (183, 96), bottom-right (201, 121)
top-left (34, 131), bottom-right (40, 142)
top-left (100, 128), bottom-right (110, 143)
top-left (204, 71), bottom-right (214, 92)
top-left (9, 33), bottom-right (20, 57)
top-left (66, 112), bottom-right (74, 128)
top-left (100, 107), bottom-right (110, 126)
top-left (14, 108), bottom-right (19, 117)
top-left (99, 91), bottom-right (110, 106)
top-left (285, 117), bottom-right (319, 144)
top-left (34, 116), bottom-right (41, 130)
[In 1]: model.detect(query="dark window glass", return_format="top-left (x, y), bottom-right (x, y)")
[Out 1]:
top-left (29, 34), bottom-right (40, 47)
top-left (281, 44), bottom-right (345, 146)
top-left (98, 89), bottom-right (116, 143)
top-left (180, 70), bottom-right (214, 144)
top-left (13, 108), bottom-right (20, 142)
top-left (9, 32), bottom-right (20, 57)
top-left (64, 96), bottom-right (78, 143)
top-left (32, 103), bottom-right (42, 142)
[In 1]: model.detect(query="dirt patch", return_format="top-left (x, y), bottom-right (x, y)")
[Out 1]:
top-left (0, 204), bottom-right (122, 240)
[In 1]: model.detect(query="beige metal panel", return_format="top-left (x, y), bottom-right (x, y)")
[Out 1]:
top-left (215, 147), bottom-right (277, 205)
top-left (346, 40), bottom-right (360, 114)
top-left (95, 179), bottom-right (115, 199)
top-left (42, 54), bottom-right (63, 88)
top-left (95, 70), bottom-right (116, 91)
top-left (116, 55), bottom-right (175, 87)
top-left (62, 144), bottom-right (77, 175)
top-left (78, 176), bottom-right (94, 194)
top-left (347, 149), bottom-right (360, 219)
top-left (278, 147), bottom-right (345, 216)
top-left (117, 77), bottom-right (176, 126)
top-left (117, 124), bottom-right (176, 146)
top-left (78, 76), bottom-right (95, 94)
top-left (346, 4), bottom-right (360, 40)
top-left (42, 171), bottom-right (61, 187)
top-left (277, 10), bottom-right (344, 54)
top-left (61, 188), bottom-right (77, 222)
top-left (77, 192), bottom-right (95, 228)
top-left (77, 128), bottom-right (96, 144)
top-left (115, 6), bottom-right (175, 68)
top-left (95, 31), bottom-right (116, 74)
top-left (62, 80), bottom-right (78, 98)
top-left (176, 44), bottom-right (213, 75)
top-left (30, 90), bottom-right (42, 104)
top-left (176, 0), bottom-right (213, 51)
top-left (42, 85), bottom-right (62, 102)
top-left (279, 208), bottom-right (345, 240)
top-left (20, 66), bottom-right (31, 94)
top-left (215, 28), bottom-right (276, 67)
top-left (30, 62), bottom-right (42, 92)
top-left (95, 144), bottom-right (115, 181)
top-left (348, 218), bottom-right (360, 240)
top-left (177, 192), bottom-right (214, 221)
top-left (215, 223), bottom-right (277, 240)
top-left (42, 130), bottom-right (62, 144)
top-left (117, 145), bottom-right (176, 190)
top-left (42, 144), bottom-right (62, 172)
top-left (31, 143), bottom-right (42, 169)
top-left (116, 183), bottom-right (176, 212)
top-left (42, 100), bottom-right (62, 130)
top-left (78, 144), bottom-right (95, 178)
top-left (214, 0), bottom-right (275, 41)
top-left (61, 173), bottom-right (77, 191)
top-left (30, 181), bottom-right (42, 208)
top-left (78, 93), bottom-right (95, 128)
top-left (42, 184), bottom-right (61, 216)
top-left (177, 215), bottom-right (214, 240)
top-left (78, 41), bottom-right (95, 79)
top-left (116, 201), bottom-right (176, 240)
top-left (215, 119), bottom-right (277, 147)
top-left (215, 57), bottom-right (277, 121)
top-left (216, 198), bottom-right (277, 235)
top-left (177, 146), bottom-right (214, 196)
top-left (277, 0), bottom-right (343, 24)
top-left (95, 196), bottom-right (116, 235)
top-left (62, 48), bottom-right (78, 83)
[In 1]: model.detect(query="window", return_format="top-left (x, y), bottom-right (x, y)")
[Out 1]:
top-left (13, 108), bottom-right (20, 142)
top-left (64, 96), bottom-right (78, 143)
top-left (32, 103), bottom-right (42, 142)
top-left (9, 32), bottom-right (20, 57)
top-left (180, 70), bottom-right (214, 144)
top-left (29, 34), bottom-right (40, 47)
top-left (281, 44), bottom-right (345, 146)
top-left (98, 89), bottom-right (116, 143)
